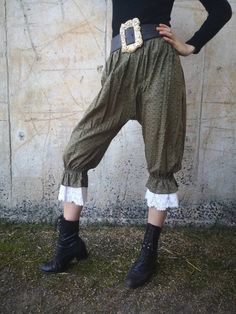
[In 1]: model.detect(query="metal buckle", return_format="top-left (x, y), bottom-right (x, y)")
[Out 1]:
top-left (120, 17), bottom-right (143, 53)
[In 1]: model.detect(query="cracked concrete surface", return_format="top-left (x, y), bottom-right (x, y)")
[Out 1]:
top-left (0, 0), bottom-right (235, 225)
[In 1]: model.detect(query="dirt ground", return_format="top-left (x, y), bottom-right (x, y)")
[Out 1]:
top-left (0, 220), bottom-right (235, 313)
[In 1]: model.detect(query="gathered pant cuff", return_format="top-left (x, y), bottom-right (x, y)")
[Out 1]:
top-left (61, 169), bottom-right (88, 187)
top-left (146, 174), bottom-right (178, 194)
top-left (145, 188), bottom-right (179, 210)
top-left (58, 185), bottom-right (88, 206)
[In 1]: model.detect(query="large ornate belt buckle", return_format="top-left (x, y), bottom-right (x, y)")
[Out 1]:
top-left (120, 17), bottom-right (143, 53)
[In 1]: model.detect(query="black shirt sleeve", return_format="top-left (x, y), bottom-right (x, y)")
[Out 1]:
top-left (185, 0), bottom-right (232, 54)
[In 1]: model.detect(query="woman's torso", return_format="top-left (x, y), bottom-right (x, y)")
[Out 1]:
top-left (112, 0), bottom-right (175, 37)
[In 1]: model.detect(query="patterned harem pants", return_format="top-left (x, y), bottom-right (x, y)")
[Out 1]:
top-left (58, 36), bottom-right (186, 210)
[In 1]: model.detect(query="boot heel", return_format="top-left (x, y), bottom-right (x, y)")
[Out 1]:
top-left (76, 239), bottom-right (88, 261)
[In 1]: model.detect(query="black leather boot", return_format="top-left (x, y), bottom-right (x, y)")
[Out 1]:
top-left (40, 215), bottom-right (88, 273)
top-left (125, 223), bottom-right (162, 288)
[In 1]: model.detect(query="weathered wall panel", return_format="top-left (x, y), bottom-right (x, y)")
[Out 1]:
top-left (0, 0), bottom-right (235, 225)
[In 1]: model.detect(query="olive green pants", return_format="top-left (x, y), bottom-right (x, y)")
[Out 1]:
top-left (59, 37), bottom-right (186, 203)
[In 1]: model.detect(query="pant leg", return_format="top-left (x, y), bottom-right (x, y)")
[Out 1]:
top-left (58, 51), bottom-right (136, 205)
top-left (135, 37), bottom-right (187, 209)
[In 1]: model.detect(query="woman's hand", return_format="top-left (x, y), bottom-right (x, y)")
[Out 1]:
top-left (156, 23), bottom-right (196, 56)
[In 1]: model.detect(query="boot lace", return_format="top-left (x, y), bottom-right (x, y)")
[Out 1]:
top-left (131, 242), bottom-right (154, 273)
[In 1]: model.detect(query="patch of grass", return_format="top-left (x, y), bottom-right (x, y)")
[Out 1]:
top-left (0, 222), bottom-right (235, 313)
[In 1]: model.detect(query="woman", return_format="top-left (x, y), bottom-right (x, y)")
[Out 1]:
top-left (40, 0), bottom-right (232, 289)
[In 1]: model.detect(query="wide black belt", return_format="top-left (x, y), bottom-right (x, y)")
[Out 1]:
top-left (110, 20), bottom-right (161, 55)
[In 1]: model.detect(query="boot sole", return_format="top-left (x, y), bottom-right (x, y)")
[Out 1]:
top-left (40, 255), bottom-right (87, 274)
top-left (124, 267), bottom-right (156, 289)
top-left (125, 274), bottom-right (153, 289)
top-left (40, 251), bottom-right (89, 273)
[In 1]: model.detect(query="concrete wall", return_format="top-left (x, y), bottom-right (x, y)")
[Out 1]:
top-left (0, 0), bottom-right (235, 226)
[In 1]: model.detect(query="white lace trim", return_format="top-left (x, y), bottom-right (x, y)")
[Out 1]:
top-left (58, 185), bottom-right (88, 206)
top-left (145, 188), bottom-right (179, 210)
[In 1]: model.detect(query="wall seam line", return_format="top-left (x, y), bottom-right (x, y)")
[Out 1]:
top-left (195, 46), bottom-right (206, 187)
top-left (4, 0), bottom-right (13, 206)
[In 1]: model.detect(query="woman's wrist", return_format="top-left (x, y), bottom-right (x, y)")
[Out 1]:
top-left (186, 44), bottom-right (196, 55)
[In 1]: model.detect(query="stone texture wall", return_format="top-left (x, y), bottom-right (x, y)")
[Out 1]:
top-left (0, 0), bottom-right (235, 226)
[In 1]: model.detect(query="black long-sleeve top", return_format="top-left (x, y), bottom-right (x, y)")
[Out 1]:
top-left (112, 0), bottom-right (232, 54)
